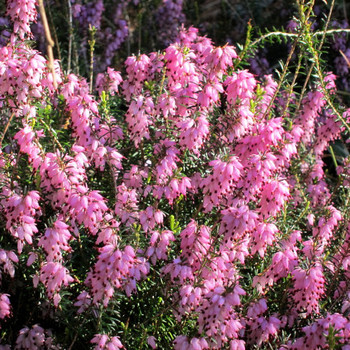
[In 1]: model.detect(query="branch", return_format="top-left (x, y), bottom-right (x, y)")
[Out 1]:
top-left (250, 28), bottom-right (350, 48)
top-left (67, 0), bottom-right (73, 74)
top-left (38, 0), bottom-right (57, 89)
top-left (0, 112), bottom-right (15, 148)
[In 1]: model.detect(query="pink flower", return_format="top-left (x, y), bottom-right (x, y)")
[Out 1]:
top-left (91, 334), bottom-right (124, 349)
top-left (225, 70), bottom-right (256, 104)
top-left (126, 95), bottom-right (155, 147)
top-left (74, 291), bottom-right (92, 314)
top-left (38, 219), bottom-right (72, 261)
top-left (0, 249), bottom-right (18, 277)
top-left (201, 156), bottom-right (242, 211)
top-left (197, 81), bottom-right (223, 107)
top-left (86, 244), bottom-right (149, 306)
top-left (174, 336), bottom-right (209, 350)
top-left (147, 336), bottom-right (157, 349)
top-left (205, 44), bottom-right (237, 77)
top-left (2, 191), bottom-right (41, 253)
top-left (39, 262), bottom-right (74, 306)
top-left (178, 113), bottom-right (210, 154)
top-left (291, 263), bottom-right (325, 315)
top-left (15, 325), bottom-right (56, 350)
top-left (259, 179), bottom-right (290, 217)
top-left (0, 294), bottom-right (11, 319)
top-left (284, 313), bottom-right (350, 349)
top-left (7, 0), bottom-right (37, 41)
top-left (96, 67), bottom-right (123, 95)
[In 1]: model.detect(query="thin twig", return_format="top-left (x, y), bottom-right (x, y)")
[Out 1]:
top-left (336, 90), bottom-right (350, 96)
top-left (261, 0), bottom-right (315, 120)
top-left (295, 0), bottom-right (335, 113)
top-left (250, 28), bottom-right (350, 48)
top-left (316, 0), bottom-right (336, 52)
top-left (329, 145), bottom-right (338, 168)
top-left (38, 0), bottom-right (57, 89)
top-left (295, 59), bottom-right (314, 113)
top-left (281, 44), bottom-right (304, 118)
top-left (0, 112), bottom-right (15, 148)
top-left (305, 1), bottom-right (350, 135)
top-left (67, 0), bottom-right (73, 74)
top-left (73, 34), bottom-right (80, 75)
top-left (340, 49), bottom-right (350, 68)
top-left (88, 25), bottom-right (96, 94)
top-left (67, 331), bottom-right (79, 350)
top-left (46, 0), bottom-right (61, 63)
top-left (40, 119), bottom-right (65, 153)
top-left (250, 31), bottom-right (297, 47)
top-left (261, 33), bottom-right (301, 120)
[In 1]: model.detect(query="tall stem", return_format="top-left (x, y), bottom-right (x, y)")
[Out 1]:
top-left (67, 0), bottom-right (73, 74)
top-left (38, 0), bottom-right (57, 89)
top-left (88, 25), bottom-right (97, 94)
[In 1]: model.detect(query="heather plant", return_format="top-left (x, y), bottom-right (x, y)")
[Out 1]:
top-left (2, 0), bottom-right (350, 349)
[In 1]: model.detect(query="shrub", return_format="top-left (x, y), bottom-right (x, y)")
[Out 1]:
top-left (1, 1), bottom-right (350, 349)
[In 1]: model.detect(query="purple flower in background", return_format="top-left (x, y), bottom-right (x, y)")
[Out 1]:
top-left (155, 0), bottom-right (186, 46)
